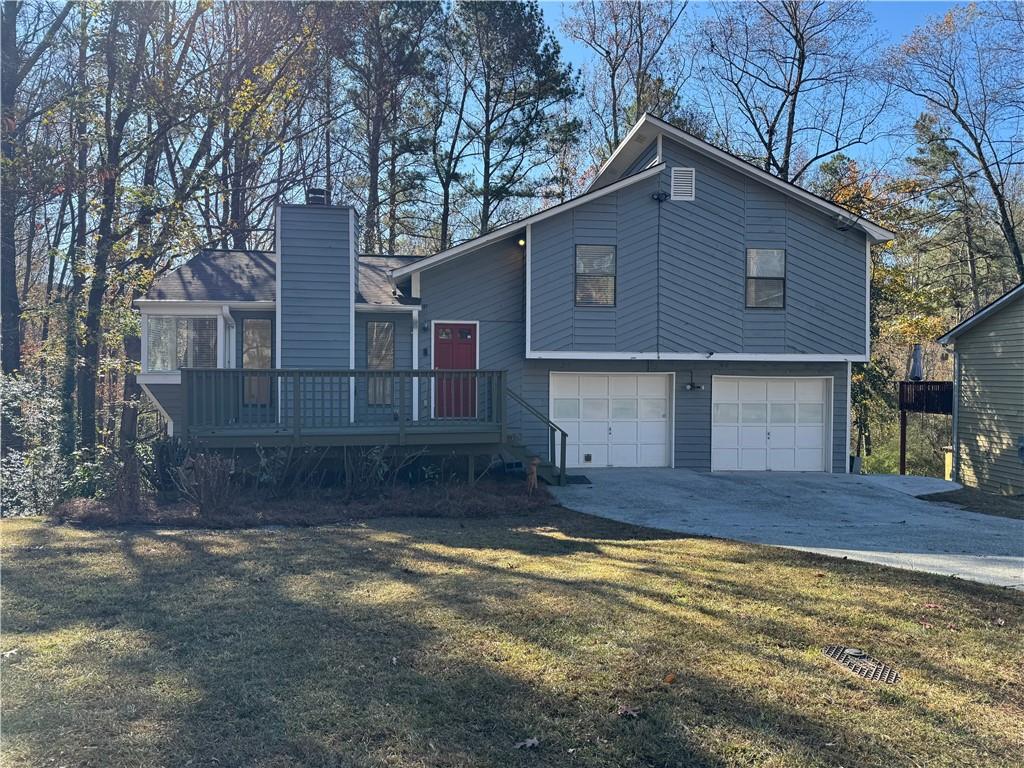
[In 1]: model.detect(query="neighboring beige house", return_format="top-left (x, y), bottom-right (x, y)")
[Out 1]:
top-left (939, 283), bottom-right (1024, 496)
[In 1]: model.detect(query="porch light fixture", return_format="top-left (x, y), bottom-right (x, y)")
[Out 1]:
top-left (517, 237), bottom-right (526, 247)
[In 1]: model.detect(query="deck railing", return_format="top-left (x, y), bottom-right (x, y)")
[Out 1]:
top-left (181, 368), bottom-right (506, 444)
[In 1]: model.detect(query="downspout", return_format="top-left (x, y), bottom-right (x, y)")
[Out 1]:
top-left (951, 349), bottom-right (961, 482)
top-left (221, 305), bottom-right (235, 368)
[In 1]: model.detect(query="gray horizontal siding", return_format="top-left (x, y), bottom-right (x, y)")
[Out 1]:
top-left (419, 237), bottom-right (527, 438)
top-left (529, 136), bottom-right (868, 357)
top-left (955, 296), bottom-right (1024, 495)
top-left (278, 205), bottom-right (352, 368)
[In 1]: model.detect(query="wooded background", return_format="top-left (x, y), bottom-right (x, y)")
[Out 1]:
top-left (1, 0), bottom-right (1021, 495)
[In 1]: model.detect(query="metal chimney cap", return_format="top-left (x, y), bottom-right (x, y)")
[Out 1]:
top-left (305, 187), bottom-right (328, 205)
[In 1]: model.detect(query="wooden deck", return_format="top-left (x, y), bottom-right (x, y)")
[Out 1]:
top-left (181, 368), bottom-right (507, 449)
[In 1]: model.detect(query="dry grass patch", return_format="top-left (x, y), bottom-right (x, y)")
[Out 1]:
top-left (2, 507), bottom-right (1021, 768)
top-left (920, 487), bottom-right (1024, 520)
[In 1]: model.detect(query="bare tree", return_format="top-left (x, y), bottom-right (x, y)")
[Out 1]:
top-left (699, 0), bottom-right (891, 183)
top-left (562, 1), bottom-right (693, 164)
top-left (1, 0), bottom-right (72, 378)
top-left (889, 3), bottom-right (1024, 279)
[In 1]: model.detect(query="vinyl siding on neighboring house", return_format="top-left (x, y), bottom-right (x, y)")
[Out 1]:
top-left (955, 295), bottom-right (1024, 495)
top-left (529, 136), bottom-right (868, 357)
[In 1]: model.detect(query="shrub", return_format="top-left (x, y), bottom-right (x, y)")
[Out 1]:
top-left (0, 374), bottom-right (69, 516)
top-left (142, 436), bottom-right (190, 501)
top-left (173, 453), bottom-right (237, 516)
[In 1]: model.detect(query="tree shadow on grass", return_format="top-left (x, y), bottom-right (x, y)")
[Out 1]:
top-left (1, 513), bottom-right (1020, 767)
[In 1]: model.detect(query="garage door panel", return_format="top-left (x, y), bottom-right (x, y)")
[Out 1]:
top-left (579, 421), bottom-right (608, 442)
top-left (739, 380), bottom-right (767, 400)
top-left (610, 376), bottom-right (637, 396)
top-left (639, 444), bottom-right (667, 466)
top-left (740, 448), bottom-right (767, 470)
top-left (638, 421), bottom-right (667, 444)
top-left (769, 425), bottom-right (795, 448)
top-left (712, 449), bottom-right (739, 470)
top-left (611, 421), bottom-right (638, 443)
top-left (713, 376), bottom-right (830, 472)
top-left (579, 376), bottom-right (608, 396)
top-left (551, 373), bottom-right (671, 468)
top-left (796, 425), bottom-right (823, 448)
top-left (637, 376), bottom-right (666, 397)
top-left (712, 425), bottom-right (738, 448)
top-left (795, 449), bottom-right (824, 471)
top-left (796, 378), bottom-right (826, 400)
top-left (740, 426), bottom-right (767, 448)
top-left (769, 449), bottom-right (796, 471)
top-left (611, 444), bottom-right (638, 466)
top-left (767, 380), bottom-right (796, 400)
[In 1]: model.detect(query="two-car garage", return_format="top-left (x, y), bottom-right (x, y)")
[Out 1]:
top-left (549, 372), bottom-right (833, 472)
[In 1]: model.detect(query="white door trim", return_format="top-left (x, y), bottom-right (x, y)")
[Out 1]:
top-left (711, 375), bottom-right (834, 473)
top-left (548, 371), bottom-right (676, 468)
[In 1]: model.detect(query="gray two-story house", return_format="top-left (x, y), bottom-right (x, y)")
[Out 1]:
top-left (136, 115), bottom-right (893, 482)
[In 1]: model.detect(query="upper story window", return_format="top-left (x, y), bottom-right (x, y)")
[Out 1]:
top-left (575, 245), bottom-right (616, 307)
top-left (746, 249), bottom-right (786, 309)
top-left (146, 316), bottom-right (217, 371)
top-left (367, 321), bottom-right (395, 405)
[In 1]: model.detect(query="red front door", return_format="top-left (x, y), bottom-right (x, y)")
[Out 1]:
top-left (434, 322), bottom-right (477, 418)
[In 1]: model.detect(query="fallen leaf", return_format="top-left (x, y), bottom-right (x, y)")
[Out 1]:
top-left (814, 572), bottom-right (827, 578)
top-left (920, 621), bottom-right (933, 629)
top-left (923, 603), bottom-right (943, 610)
top-left (946, 623), bottom-right (958, 631)
top-left (616, 704), bottom-right (641, 718)
top-left (514, 737), bottom-right (539, 750)
top-left (662, 672), bottom-right (677, 685)
top-left (390, 656), bottom-right (398, 666)
top-left (994, 618), bottom-right (1006, 627)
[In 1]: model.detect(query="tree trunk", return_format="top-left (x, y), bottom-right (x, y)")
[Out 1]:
top-left (0, 0), bottom-right (21, 378)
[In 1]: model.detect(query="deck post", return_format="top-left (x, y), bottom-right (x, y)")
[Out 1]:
top-left (180, 369), bottom-right (190, 440)
top-left (498, 371), bottom-right (507, 443)
top-left (293, 373), bottom-right (301, 440)
top-left (559, 431), bottom-right (567, 485)
top-left (399, 371), bottom-right (407, 445)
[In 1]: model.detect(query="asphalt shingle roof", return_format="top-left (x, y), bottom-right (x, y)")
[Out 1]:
top-left (142, 249), bottom-right (422, 307)
top-left (144, 250), bottom-right (275, 302)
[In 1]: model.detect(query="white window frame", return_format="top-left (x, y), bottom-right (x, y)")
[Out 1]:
top-left (139, 306), bottom-right (227, 384)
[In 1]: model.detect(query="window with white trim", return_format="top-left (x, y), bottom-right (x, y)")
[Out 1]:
top-left (746, 249), bottom-right (786, 308)
top-left (367, 321), bottom-right (395, 405)
top-left (671, 167), bottom-right (695, 200)
top-left (145, 316), bottom-right (217, 371)
top-left (575, 245), bottom-right (616, 307)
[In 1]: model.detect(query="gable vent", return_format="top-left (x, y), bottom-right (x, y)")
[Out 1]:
top-left (671, 167), bottom-right (696, 201)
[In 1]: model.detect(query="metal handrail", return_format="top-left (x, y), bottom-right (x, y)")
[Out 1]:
top-left (506, 389), bottom-right (568, 485)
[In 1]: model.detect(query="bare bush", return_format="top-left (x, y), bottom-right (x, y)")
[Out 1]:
top-left (173, 453), bottom-right (237, 516)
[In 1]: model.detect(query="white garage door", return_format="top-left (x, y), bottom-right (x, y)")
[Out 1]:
top-left (550, 373), bottom-right (672, 468)
top-left (712, 377), bottom-right (831, 472)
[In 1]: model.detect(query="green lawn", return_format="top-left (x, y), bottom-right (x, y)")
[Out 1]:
top-left (2, 507), bottom-right (1021, 768)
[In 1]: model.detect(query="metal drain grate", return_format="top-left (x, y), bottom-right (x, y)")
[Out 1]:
top-left (823, 645), bottom-right (900, 684)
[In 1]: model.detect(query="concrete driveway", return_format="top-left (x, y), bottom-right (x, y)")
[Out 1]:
top-left (550, 469), bottom-right (1024, 589)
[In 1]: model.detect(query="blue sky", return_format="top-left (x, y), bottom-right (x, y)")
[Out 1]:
top-left (539, 1), bottom-right (961, 170)
top-left (541, 1), bottom-right (958, 63)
